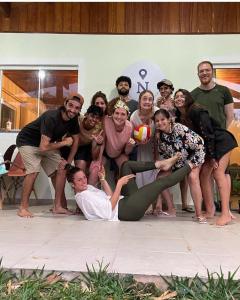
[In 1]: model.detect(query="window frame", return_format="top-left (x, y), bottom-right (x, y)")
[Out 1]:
top-left (0, 65), bottom-right (79, 131)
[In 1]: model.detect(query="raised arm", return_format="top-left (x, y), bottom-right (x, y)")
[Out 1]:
top-left (91, 130), bottom-right (104, 160)
top-left (109, 174), bottom-right (135, 210)
top-left (98, 166), bottom-right (135, 210)
top-left (39, 134), bottom-right (72, 152)
top-left (98, 166), bottom-right (113, 197)
top-left (66, 134), bottom-right (79, 164)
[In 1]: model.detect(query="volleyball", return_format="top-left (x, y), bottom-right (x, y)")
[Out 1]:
top-left (133, 125), bottom-right (152, 142)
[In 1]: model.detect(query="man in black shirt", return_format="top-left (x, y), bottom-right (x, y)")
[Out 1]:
top-left (108, 76), bottom-right (138, 117)
top-left (16, 94), bottom-right (83, 217)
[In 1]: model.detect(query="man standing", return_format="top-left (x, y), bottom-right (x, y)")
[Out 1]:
top-left (108, 76), bottom-right (138, 117)
top-left (60, 104), bottom-right (104, 186)
top-left (16, 94), bottom-right (83, 217)
top-left (191, 60), bottom-right (234, 129)
top-left (191, 61), bottom-right (234, 221)
top-left (156, 79), bottom-right (175, 116)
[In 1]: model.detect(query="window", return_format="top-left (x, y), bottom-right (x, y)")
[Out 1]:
top-left (0, 67), bottom-right (78, 131)
top-left (214, 65), bottom-right (240, 119)
top-left (214, 65), bottom-right (240, 168)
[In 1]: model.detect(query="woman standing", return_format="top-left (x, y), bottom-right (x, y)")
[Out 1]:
top-left (154, 109), bottom-right (206, 223)
top-left (103, 99), bottom-right (135, 170)
top-left (130, 90), bottom-right (158, 187)
top-left (174, 89), bottom-right (238, 226)
top-left (156, 80), bottom-right (190, 213)
top-left (91, 91), bottom-right (108, 115)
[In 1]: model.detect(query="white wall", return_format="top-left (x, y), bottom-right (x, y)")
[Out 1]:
top-left (0, 33), bottom-right (240, 203)
top-left (1, 33), bottom-right (240, 110)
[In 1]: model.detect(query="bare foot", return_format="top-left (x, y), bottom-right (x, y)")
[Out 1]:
top-left (17, 208), bottom-right (34, 218)
top-left (153, 208), bottom-right (162, 216)
top-left (52, 207), bottom-right (74, 215)
top-left (203, 206), bottom-right (216, 219)
top-left (229, 210), bottom-right (236, 220)
top-left (166, 209), bottom-right (176, 217)
top-left (155, 153), bottom-right (181, 171)
top-left (203, 212), bottom-right (215, 219)
top-left (216, 214), bottom-right (232, 226)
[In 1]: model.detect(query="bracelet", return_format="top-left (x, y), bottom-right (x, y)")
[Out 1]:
top-left (97, 142), bottom-right (103, 146)
top-left (99, 177), bottom-right (105, 181)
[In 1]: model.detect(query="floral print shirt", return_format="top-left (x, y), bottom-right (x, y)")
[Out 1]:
top-left (157, 123), bottom-right (205, 170)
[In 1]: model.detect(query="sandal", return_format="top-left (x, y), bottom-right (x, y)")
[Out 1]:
top-left (182, 207), bottom-right (195, 213)
top-left (156, 210), bottom-right (176, 217)
top-left (192, 216), bottom-right (207, 224)
top-left (145, 209), bottom-right (154, 216)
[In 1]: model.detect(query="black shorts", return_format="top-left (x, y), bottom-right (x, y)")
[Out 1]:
top-left (60, 144), bottom-right (92, 162)
top-left (75, 144), bottom-right (92, 161)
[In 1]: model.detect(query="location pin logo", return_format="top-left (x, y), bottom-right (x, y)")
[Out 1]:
top-left (139, 69), bottom-right (147, 80)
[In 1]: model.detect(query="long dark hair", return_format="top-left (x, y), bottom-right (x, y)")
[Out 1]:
top-left (153, 108), bottom-right (171, 121)
top-left (91, 91), bottom-right (108, 115)
top-left (66, 166), bottom-right (84, 184)
top-left (174, 89), bottom-right (200, 128)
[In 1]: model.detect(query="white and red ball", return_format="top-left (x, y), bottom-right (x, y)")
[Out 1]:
top-left (133, 125), bottom-right (152, 143)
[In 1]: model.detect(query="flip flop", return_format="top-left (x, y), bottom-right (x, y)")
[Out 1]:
top-left (182, 207), bottom-right (195, 213)
top-left (156, 211), bottom-right (176, 217)
top-left (192, 216), bottom-right (207, 224)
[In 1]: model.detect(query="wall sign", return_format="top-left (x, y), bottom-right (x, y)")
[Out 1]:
top-left (122, 60), bottom-right (165, 101)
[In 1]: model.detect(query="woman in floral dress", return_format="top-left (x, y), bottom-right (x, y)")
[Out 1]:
top-left (154, 108), bottom-right (206, 223)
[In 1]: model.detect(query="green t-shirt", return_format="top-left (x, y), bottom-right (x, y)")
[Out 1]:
top-left (191, 84), bottom-right (233, 129)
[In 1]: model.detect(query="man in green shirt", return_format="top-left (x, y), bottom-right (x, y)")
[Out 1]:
top-left (191, 60), bottom-right (234, 129)
top-left (191, 61), bottom-right (234, 224)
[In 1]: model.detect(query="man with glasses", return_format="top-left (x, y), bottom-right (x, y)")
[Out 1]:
top-left (16, 94), bottom-right (83, 217)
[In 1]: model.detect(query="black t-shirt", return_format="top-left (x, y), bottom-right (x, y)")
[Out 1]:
top-left (16, 107), bottom-right (80, 147)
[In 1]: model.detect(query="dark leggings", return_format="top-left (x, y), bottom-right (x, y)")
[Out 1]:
top-left (118, 161), bottom-right (191, 221)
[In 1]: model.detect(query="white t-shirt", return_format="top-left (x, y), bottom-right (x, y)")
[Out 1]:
top-left (75, 185), bottom-right (119, 221)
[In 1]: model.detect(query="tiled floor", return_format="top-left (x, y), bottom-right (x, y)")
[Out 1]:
top-left (1, 205), bottom-right (240, 279)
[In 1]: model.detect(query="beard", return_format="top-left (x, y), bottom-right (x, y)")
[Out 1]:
top-left (118, 88), bottom-right (129, 97)
top-left (64, 108), bottom-right (78, 120)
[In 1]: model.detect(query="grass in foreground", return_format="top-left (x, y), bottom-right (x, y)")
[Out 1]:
top-left (0, 259), bottom-right (240, 299)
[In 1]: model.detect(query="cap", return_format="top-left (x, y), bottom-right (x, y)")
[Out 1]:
top-left (157, 79), bottom-right (174, 90)
top-left (65, 93), bottom-right (84, 104)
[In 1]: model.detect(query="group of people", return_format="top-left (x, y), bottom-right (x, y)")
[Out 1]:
top-left (16, 60), bottom-right (238, 226)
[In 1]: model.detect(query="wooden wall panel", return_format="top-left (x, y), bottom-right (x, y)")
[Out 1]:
top-left (71, 3), bottom-right (81, 33)
top-left (36, 2), bottom-right (46, 33)
top-left (80, 3), bottom-right (90, 33)
top-left (89, 3), bottom-right (108, 33)
top-left (27, 3), bottom-right (38, 32)
top-left (45, 3), bottom-right (54, 33)
top-left (63, 3), bottom-right (72, 33)
top-left (54, 3), bottom-right (63, 33)
top-left (0, 2), bottom-right (240, 34)
top-left (108, 2), bottom-right (125, 33)
top-left (193, 3), bottom-right (213, 33)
